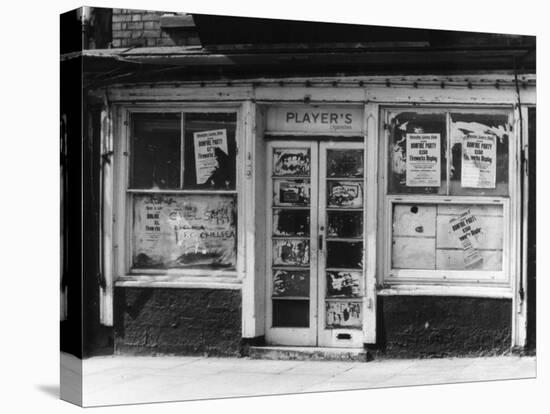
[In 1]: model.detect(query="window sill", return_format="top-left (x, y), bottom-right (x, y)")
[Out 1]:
top-left (115, 274), bottom-right (242, 290)
top-left (377, 283), bottom-right (512, 299)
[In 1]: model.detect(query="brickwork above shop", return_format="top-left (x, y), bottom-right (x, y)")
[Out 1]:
top-left (111, 9), bottom-right (200, 48)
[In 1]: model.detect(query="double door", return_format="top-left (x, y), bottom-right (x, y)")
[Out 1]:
top-left (266, 140), bottom-right (367, 348)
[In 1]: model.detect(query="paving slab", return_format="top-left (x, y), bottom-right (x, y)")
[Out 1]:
top-left (69, 353), bottom-right (536, 407)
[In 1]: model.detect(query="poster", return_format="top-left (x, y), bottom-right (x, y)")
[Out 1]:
top-left (449, 209), bottom-right (483, 268)
top-left (193, 129), bottom-right (228, 184)
top-left (326, 301), bottom-right (362, 328)
top-left (133, 194), bottom-right (236, 269)
top-left (326, 271), bottom-right (362, 297)
top-left (461, 134), bottom-right (497, 188)
top-left (272, 239), bottom-right (310, 266)
top-left (406, 133), bottom-right (440, 187)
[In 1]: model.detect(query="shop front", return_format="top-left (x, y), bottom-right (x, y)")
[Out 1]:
top-left (86, 75), bottom-right (533, 357)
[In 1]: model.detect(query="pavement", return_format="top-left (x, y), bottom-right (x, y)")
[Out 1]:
top-left (61, 353), bottom-right (536, 407)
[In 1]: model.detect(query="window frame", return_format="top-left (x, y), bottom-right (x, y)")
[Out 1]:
top-left (113, 104), bottom-right (245, 289)
top-left (378, 105), bottom-right (517, 296)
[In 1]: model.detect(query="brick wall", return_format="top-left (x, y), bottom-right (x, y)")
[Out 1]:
top-left (111, 9), bottom-right (200, 48)
top-left (374, 296), bottom-right (512, 358)
top-left (114, 287), bottom-right (242, 356)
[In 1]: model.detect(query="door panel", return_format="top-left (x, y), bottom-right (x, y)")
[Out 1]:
top-left (266, 141), bottom-right (318, 346)
top-left (318, 142), bottom-right (365, 347)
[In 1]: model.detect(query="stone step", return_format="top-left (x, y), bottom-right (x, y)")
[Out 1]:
top-left (249, 346), bottom-right (370, 362)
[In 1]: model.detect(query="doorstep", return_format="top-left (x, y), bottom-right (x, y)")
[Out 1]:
top-left (248, 346), bottom-right (370, 362)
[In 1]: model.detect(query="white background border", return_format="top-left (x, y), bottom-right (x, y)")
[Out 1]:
top-left (1, 0), bottom-right (546, 412)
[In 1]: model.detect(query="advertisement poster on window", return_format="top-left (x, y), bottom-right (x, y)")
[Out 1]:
top-left (133, 194), bottom-right (236, 269)
top-left (193, 129), bottom-right (228, 184)
top-left (461, 134), bottom-right (496, 188)
top-left (406, 133), bottom-right (441, 187)
top-left (449, 209), bottom-right (483, 268)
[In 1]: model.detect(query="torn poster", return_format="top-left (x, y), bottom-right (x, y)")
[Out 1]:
top-left (193, 129), bottom-right (228, 184)
top-left (461, 134), bottom-right (496, 188)
top-left (449, 209), bottom-right (483, 268)
top-left (326, 301), bottom-right (362, 328)
top-left (406, 133), bottom-right (440, 187)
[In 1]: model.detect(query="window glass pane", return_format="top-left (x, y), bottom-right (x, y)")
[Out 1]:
top-left (132, 194), bottom-right (237, 270)
top-left (449, 113), bottom-right (510, 196)
top-left (391, 203), bottom-right (503, 271)
top-left (131, 113), bottom-right (181, 189)
top-left (388, 111), bottom-right (447, 194)
top-left (183, 113), bottom-right (237, 190)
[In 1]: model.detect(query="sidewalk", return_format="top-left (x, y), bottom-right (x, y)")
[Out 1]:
top-left (63, 353), bottom-right (536, 407)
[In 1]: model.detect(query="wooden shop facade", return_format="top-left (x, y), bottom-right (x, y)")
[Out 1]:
top-left (60, 9), bottom-right (536, 358)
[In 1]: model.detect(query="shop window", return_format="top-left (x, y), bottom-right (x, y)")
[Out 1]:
top-left (128, 111), bottom-right (238, 272)
top-left (383, 108), bottom-right (512, 286)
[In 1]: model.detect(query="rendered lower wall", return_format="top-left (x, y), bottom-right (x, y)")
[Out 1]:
top-left (114, 287), bottom-right (241, 356)
top-left (374, 296), bottom-right (512, 357)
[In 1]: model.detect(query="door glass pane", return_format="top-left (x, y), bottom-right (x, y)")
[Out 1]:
top-left (273, 239), bottom-right (310, 266)
top-left (273, 209), bottom-right (310, 236)
top-left (326, 241), bottom-right (363, 269)
top-left (273, 180), bottom-right (311, 206)
top-left (326, 301), bottom-right (362, 328)
top-left (273, 300), bottom-right (309, 327)
top-left (273, 270), bottom-right (309, 297)
top-left (327, 149), bottom-right (364, 177)
top-left (327, 211), bottom-right (363, 238)
top-left (326, 271), bottom-right (362, 297)
top-left (273, 148), bottom-right (311, 176)
top-left (327, 180), bottom-right (363, 208)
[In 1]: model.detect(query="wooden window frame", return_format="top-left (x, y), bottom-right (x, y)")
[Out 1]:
top-left (113, 104), bottom-right (245, 289)
top-left (378, 105), bottom-right (518, 299)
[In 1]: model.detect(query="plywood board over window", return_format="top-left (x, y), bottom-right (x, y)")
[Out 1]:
top-left (380, 107), bottom-right (514, 295)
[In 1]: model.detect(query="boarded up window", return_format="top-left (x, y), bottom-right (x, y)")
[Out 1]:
top-left (391, 203), bottom-right (503, 271)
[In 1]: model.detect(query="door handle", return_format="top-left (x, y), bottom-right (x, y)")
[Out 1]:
top-left (319, 234), bottom-right (323, 251)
